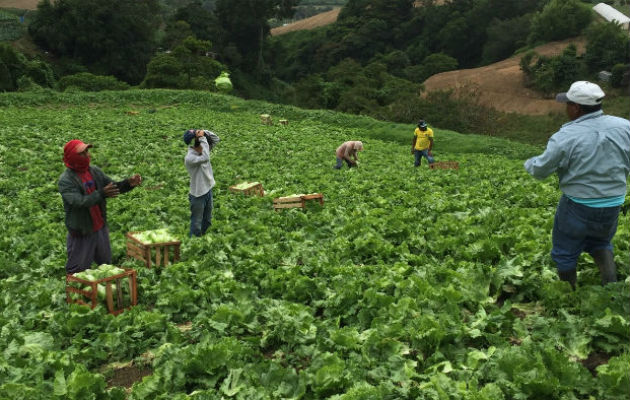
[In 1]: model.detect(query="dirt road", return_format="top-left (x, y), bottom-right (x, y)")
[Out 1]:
top-left (0, 0), bottom-right (39, 10)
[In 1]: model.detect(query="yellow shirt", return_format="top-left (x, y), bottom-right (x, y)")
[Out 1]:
top-left (414, 127), bottom-right (434, 150)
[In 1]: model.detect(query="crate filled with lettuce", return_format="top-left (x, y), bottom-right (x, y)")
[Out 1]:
top-left (66, 264), bottom-right (138, 315)
top-left (126, 229), bottom-right (181, 268)
top-left (228, 181), bottom-right (264, 196)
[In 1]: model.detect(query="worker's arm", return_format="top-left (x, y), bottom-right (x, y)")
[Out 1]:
top-left (203, 130), bottom-right (220, 149)
top-left (184, 137), bottom-right (210, 166)
top-left (524, 136), bottom-right (564, 179)
top-left (411, 137), bottom-right (416, 154)
top-left (428, 137), bottom-right (434, 153)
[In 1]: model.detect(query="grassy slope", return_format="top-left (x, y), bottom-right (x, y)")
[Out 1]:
top-left (0, 89), bottom-right (544, 157)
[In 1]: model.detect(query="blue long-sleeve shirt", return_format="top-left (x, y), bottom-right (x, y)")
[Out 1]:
top-left (524, 110), bottom-right (630, 199)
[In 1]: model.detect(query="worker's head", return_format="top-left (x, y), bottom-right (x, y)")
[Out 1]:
top-left (418, 120), bottom-right (428, 131)
top-left (184, 129), bottom-right (205, 152)
top-left (556, 81), bottom-right (604, 120)
top-left (63, 139), bottom-right (93, 171)
top-left (354, 141), bottom-right (364, 151)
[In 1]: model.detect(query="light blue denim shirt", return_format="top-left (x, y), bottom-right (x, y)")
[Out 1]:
top-left (524, 110), bottom-right (630, 198)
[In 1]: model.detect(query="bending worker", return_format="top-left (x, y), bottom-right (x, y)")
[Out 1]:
top-left (524, 81), bottom-right (630, 288)
top-left (334, 140), bottom-right (363, 169)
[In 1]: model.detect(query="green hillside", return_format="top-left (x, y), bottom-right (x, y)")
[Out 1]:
top-left (0, 90), bottom-right (628, 399)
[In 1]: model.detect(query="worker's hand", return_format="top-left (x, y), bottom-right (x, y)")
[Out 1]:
top-left (195, 130), bottom-right (205, 138)
top-left (411, 149), bottom-right (415, 155)
top-left (128, 174), bottom-right (142, 187)
top-left (428, 151), bottom-right (433, 157)
top-left (103, 182), bottom-right (120, 198)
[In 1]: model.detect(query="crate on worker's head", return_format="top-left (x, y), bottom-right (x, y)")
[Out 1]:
top-left (66, 269), bottom-right (137, 315)
top-left (229, 182), bottom-right (264, 197)
top-left (273, 193), bottom-right (324, 211)
top-left (126, 231), bottom-right (181, 268)
top-left (260, 114), bottom-right (273, 125)
top-left (429, 161), bottom-right (459, 170)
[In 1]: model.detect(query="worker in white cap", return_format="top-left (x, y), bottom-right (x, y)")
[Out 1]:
top-left (524, 81), bottom-right (630, 289)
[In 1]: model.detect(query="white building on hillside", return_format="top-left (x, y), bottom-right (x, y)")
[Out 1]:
top-left (593, 3), bottom-right (630, 30)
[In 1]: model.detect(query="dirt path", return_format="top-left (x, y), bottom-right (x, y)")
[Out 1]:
top-left (271, 1), bottom-right (446, 36)
top-left (0, 0), bottom-right (38, 9)
top-left (423, 38), bottom-right (587, 115)
top-left (271, 8), bottom-right (341, 36)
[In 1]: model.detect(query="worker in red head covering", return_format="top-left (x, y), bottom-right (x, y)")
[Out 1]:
top-left (58, 139), bottom-right (142, 274)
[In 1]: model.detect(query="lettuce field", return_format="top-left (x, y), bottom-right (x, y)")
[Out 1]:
top-left (0, 90), bottom-right (629, 399)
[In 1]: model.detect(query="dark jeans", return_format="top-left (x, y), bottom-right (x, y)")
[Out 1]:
top-left (189, 189), bottom-right (213, 237)
top-left (65, 226), bottom-right (112, 274)
top-left (551, 195), bottom-right (620, 272)
top-left (334, 157), bottom-right (355, 169)
top-left (414, 149), bottom-right (435, 167)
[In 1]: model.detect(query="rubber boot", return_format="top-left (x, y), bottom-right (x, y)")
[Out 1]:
top-left (558, 269), bottom-right (577, 290)
top-left (591, 249), bottom-right (617, 285)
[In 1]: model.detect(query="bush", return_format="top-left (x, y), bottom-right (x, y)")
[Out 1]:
top-left (382, 86), bottom-right (501, 136)
top-left (519, 45), bottom-right (586, 97)
top-left (610, 64), bottom-right (629, 88)
top-left (16, 76), bottom-right (42, 92)
top-left (528, 0), bottom-right (591, 44)
top-left (417, 53), bottom-right (458, 83)
top-left (141, 37), bottom-right (226, 90)
top-left (584, 22), bottom-right (630, 72)
top-left (57, 73), bottom-right (130, 92)
top-left (0, 44), bottom-right (55, 92)
top-left (142, 54), bottom-right (185, 89)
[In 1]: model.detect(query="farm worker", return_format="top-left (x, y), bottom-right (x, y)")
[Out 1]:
top-left (58, 140), bottom-right (142, 274)
top-left (524, 81), bottom-right (630, 289)
top-left (412, 120), bottom-right (435, 167)
top-left (184, 129), bottom-right (220, 237)
top-left (334, 140), bottom-right (363, 169)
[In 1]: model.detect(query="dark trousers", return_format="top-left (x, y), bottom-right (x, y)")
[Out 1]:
top-left (334, 157), bottom-right (354, 169)
top-left (551, 195), bottom-right (620, 272)
top-left (189, 189), bottom-right (213, 237)
top-left (414, 149), bottom-right (435, 167)
top-left (65, 226), bottom-right (112, 274)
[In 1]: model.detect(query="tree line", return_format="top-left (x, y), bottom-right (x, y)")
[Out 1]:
top-left (1, 0), bottom-right (629, 135)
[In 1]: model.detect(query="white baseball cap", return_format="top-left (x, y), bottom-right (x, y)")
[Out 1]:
top-left (556, 81), bottom-right (605, 106)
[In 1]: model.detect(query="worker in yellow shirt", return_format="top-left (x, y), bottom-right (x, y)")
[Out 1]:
top-left (412, 120), bottom-right (435, 167)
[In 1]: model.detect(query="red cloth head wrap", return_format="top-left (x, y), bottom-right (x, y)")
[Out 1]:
top-left (63, 140), bottom-right (92, 172)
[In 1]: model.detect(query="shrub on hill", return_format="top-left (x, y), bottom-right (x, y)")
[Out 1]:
top-left (520, 44), bottom-right (586, 97)
top-left (57, 73), bottom-right (130, 92)
top-left (0, 44), bottom-right (54, 92)
top-left (610, 63), bottom-right (629, 88)
top-left (584, 21), bottom-right (630, 73)
top-left (142, 36), bottom-right (225, 90)
top-left (527, 0), bottom-right (591, 45)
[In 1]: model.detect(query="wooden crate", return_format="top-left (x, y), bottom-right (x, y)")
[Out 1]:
top-left (126, 232), bottom-right (181, 268)
top-left (429, 161), bottom-right (459, 170)
top-left (229, 182), bottom-right (264, 196)
top-left (66, 269), bottom-right (137, 315)
top-left (260, 114), bottom-right (273, 125)
top-left (273, 193), bottom-right (324, 211)
top-left (279, 119), bottom-right (289, 126)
